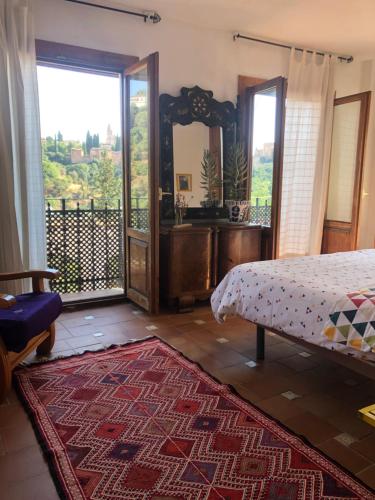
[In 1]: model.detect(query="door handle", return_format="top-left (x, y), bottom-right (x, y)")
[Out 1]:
top-left (159, 188), bottom-right (172, 201)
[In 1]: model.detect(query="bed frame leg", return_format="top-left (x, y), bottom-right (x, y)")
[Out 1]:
top-left (256, 326), bottom-right (265, 360)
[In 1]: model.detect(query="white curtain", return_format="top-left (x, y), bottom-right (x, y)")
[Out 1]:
top-left (0, 0), bottom-right (45, 294)
top-left (278, 49), bottom-right (336, 258)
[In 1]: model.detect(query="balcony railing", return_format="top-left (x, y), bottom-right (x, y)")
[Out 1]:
top-left (46, 199), bottom-right (124, 294)
top-left (250, 198), bottom-right (271, 226)
top-left (46, 197), bottom-right (271, 296)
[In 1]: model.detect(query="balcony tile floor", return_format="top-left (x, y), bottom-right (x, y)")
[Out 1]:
top-left (1, 301), bottom-right (375, 498)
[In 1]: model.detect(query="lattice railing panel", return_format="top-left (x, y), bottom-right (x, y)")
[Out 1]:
top-left (130, 208), bottom-right (149, 231)
top-left (46, 200), bottom-right (123, 294)
top-left (250, 204), bottom-right (272, 226)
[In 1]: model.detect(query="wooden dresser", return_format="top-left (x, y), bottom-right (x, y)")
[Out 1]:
top-left (160, 224), bottom-right (261, 311)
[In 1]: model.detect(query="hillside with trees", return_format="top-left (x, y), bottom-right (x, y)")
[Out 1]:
top-left (42, 131), bottom-right (122, 208)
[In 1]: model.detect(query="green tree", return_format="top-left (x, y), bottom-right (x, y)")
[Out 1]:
top-left (86, 130), bottom-right (93, 153)
top-left (93, 151), bottom-right (122, 205)
top-left (113, 135), bottom-right (121, 151)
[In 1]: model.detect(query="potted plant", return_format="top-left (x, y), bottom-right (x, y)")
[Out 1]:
top-left (224, 143), bottom-right (250, 223)
top-left (200, 149), bottom-right (222, 208)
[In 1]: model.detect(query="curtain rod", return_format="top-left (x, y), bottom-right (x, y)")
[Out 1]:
top-left (233, 33), bottom-right (353, 63)
top-left (65, 0), bottom-right (162, 23)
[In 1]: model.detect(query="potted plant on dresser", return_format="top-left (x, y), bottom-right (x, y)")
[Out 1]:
top-left (225, 143), bottom-right (250, 223)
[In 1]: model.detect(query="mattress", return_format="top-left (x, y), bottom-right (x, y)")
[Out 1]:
top-left (211, 250), bottom-right (375, 362)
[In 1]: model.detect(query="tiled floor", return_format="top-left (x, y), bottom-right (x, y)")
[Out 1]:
top-left (1, 301), bottom-right (375, 498)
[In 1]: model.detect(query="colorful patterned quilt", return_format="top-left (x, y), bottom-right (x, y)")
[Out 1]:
top-left (211, 250), bottom-right (375, 361)
top-left (324, 287), bottom-right (375, 353)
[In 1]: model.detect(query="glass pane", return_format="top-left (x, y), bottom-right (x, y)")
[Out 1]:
top-left (129, 65), bottom-right (149, 231)
top-left (37, 64), bottom-right (124, 300)
top-left (326, 101), bottom-right (361, 222)
top-left (249, 87), bottom-right (276, 226)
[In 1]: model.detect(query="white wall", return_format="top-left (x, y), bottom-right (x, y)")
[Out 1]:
top-left (32, 0), bottom-right (288, 102)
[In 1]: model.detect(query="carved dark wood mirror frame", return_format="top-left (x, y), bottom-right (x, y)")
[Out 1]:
top-left (160, 86), bottom-right (237, 220)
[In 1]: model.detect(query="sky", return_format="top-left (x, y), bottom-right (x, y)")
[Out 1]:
top-left (252, 93), bottom-right (276, 152)
top-left (37, 64), bottom-right (275, 151)
top-left (37, 65), bottom-right (122, 142)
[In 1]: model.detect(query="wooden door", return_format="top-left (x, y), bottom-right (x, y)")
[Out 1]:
top-left (124, 53), bottom-right (159, 313)
top-left (322, 92), bottom-right (370, 253)
top-left (244, 77), bottom-right (286, 259)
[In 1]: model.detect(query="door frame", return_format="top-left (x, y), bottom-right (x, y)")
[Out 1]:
top-left (36, 40), bottom-right (139, 306)
top-left (322, 91), bottom-right (371, 253)
top-left (123, 53), bottom-right (160, 313)
top-left (244, 76), bottom-right (287, 259)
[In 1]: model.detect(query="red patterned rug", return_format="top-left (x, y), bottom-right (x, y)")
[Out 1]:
top-left (15, 338), bottom-right (373, 499)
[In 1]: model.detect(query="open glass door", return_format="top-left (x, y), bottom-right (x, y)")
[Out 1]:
top-left (124, 53), bottom-right (159, 313)
top-left (245, 77), bottom-right (286, 259)
top-left (322, 91), bottom-right (370, 253)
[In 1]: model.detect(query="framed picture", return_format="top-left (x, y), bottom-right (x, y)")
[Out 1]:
top-left (176, 173), bottom-right (192, 192)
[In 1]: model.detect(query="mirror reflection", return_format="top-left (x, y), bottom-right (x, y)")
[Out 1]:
top-left (173, 122), bottom-right (223, 208)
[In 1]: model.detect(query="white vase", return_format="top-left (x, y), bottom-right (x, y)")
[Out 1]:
top-left (225, 200), bottom-right (250, 223)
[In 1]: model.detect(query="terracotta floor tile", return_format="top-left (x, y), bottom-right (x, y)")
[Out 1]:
top-left (54, 323), bottom-right (72, 339)
top-left (351, 434), bottom-right (375, 461)
top-left (4, 472), bottom-right (59, 500)
top-left (256, 395), bottom-right (306, 421)
top-left (0, 445), bottom-right (49, 482)
top-left (295, 393), bottom-right (348, 419)
top-left (327, 412), bottom-right (374, 440)
top-left (66, 335), bottom-right (105, 349)
top-left (357, 465), bottom-right (375, 490)
top-left (0, 434), bottom-right (5, 456)
top-left (318, 438), bottom-right (371, 474)
top-left (284, 412), bottom-right (340, 445)
top-left (278, 354), bottom-right (318, 372)
top-left (0, 402), bottom-right (29, 429)
top-left (1, 421), bottom-right (37, 453)
top-left (261, 342), bottom-right (302, 360)
top-left (52, 339), bottom-right (71, 352)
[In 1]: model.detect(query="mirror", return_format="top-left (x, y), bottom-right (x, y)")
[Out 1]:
top-left (160, 86), bottom-right (236, 220)
top-left (173, 123), bottom-right (223, 208)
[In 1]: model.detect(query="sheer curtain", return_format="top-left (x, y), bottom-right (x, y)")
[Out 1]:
top-left (0, 0), bottom-right (45, 294)
top-left (278, 49), bottom-right (336, 258)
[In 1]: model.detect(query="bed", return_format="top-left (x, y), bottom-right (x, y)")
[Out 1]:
top-left (211, 249), bottom-right (375, 378)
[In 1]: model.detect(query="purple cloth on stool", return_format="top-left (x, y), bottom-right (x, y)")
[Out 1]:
top-left (0, 292), bottom-right (62, 353)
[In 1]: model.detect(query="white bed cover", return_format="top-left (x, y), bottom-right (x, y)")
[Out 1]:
top-left (211, 250), bottom-right (375, 362)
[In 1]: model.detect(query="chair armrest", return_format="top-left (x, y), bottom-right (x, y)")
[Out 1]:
top-left (0, 269), bottom-right (60, 293)
top-left (0, 269), bottom-right (60, 282)
top-left (0, 293), bottom-right (17, 309)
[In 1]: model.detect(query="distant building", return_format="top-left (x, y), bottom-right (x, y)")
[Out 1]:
top-left (90, 147), bottom-right (101, 161)
top-left (71, 148), bottom-right (84, 164)
top-left (106, 124), bottom-right (115, 146)
top-left (254, 142), bottom-right (274, 160)
top-left (130, 94), bottom-right (147, 108)
top-left (112, 151), bottom-right (122, 165)
top-left (70, 138), bottom-right (121, 166)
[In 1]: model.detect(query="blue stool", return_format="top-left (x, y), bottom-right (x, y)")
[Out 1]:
top-left (0, 269), bottom-right (62, 400)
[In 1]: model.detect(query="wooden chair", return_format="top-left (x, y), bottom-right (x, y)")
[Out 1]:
top-left (0, 269), bottom-right (61, 401)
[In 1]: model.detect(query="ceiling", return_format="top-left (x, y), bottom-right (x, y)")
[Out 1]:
top-left (114, 0), bottom-right (375, 58)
